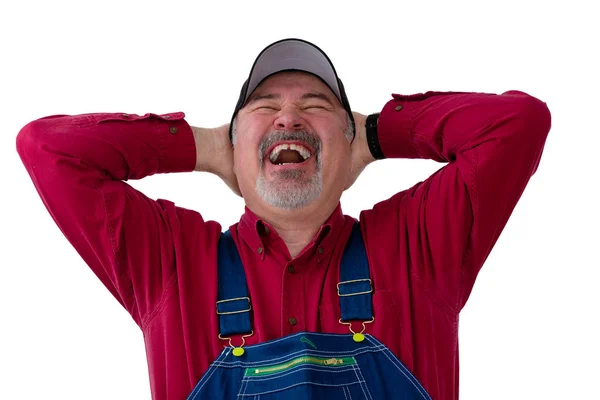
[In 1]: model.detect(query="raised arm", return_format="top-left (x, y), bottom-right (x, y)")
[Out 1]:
top-left (16, 112), bottom-right (232, 326)
top-left (359, 90), bottom-right (551, 310)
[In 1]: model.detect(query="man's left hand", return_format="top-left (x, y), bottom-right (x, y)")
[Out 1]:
top-left (345, 111), bottom-right (376, 190)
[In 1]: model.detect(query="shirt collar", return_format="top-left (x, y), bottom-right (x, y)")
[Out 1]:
top-left (237, 204), bottom-right (346, 262)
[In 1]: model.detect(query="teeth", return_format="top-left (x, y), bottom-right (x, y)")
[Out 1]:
top-left (269, 143), bottom-right (312, 163)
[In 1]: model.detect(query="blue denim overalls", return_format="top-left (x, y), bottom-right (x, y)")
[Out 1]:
top-left (187, 223), bottom-right (432, 399)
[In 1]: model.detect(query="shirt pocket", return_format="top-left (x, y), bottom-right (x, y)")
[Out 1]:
top-left (70, 112), bottom-right (185, 127)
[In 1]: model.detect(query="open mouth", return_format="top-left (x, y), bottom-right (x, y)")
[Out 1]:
top-left (268, 143), bottom-right (313, 165)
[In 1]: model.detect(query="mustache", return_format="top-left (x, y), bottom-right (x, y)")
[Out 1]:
top-left (258, 130), bottom-right (322, 160)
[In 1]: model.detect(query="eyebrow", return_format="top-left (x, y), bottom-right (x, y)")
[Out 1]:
top-left (246, 92), bottom-right (335, 106)
top-left (246, 93), bottom-right (281, 105)
top-left (301, 92), bottom-right (335, 105)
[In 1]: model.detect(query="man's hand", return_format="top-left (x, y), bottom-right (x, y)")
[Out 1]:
top-left (345, 112), bottom-right (376, 190)
top-left (192, 124), bottom-right (241, 196)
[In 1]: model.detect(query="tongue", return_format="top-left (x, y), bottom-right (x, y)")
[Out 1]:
top-left (274, 149), bottom-right (304, 164)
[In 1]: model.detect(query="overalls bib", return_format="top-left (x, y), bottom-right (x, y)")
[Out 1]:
top-left (188, 223), bottom-right (432, 399)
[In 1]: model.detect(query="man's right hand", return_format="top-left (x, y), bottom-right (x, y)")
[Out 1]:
top-left (191, 124), bottom-right (241, 197)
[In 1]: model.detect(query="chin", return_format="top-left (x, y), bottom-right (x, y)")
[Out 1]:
top-left (255, 180), bottom-right (321, 211)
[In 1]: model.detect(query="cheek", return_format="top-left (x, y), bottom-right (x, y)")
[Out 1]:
top-left (234, 147), bottom-right (260, 181)
top-left (321, 139), bottom-right (351, 177)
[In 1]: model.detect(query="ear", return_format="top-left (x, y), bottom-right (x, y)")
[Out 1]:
top-left (337, 78), bottom-right (356, 141)
top-left (231, 145), bottom-right (238, 174)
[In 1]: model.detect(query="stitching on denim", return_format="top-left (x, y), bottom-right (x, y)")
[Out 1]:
top-left (236, 379), bottom-right (367, 397)
top-left (351, 364), bottom-right (372, 400)
top-left (212, 344), bottom-right (386, 367)
top-left (353, 364), bottom-right (373, 400)
top-left (236, 375), bottom-right (247, 398)
top-left (380, 349), bottom-right (431, 399)
top-left (364, 336), bottom-right (431, 399)
top-left (213, 345), bottom-right (382, 367)
top-left (189, 349), bottom-right (230, 399)
top-left (244, 365), bottom-right (357, 383)
top-left (238, 374), bottom-right (249, 398)
top-left (237, 372), bottom-right (246, 397)
top-left (212, 346), bottom-right (385, 370)
top-left (342, 386), bottom-right (350, 400)
top-left (211, 333), bottom-right (385, 365)
top-left (189, 348), bottom-right (230, 399)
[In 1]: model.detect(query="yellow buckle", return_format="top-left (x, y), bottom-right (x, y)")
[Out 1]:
top-left (339, 317), bottom-right (375, 342)
top-left (218, 331), bottom-right (254, 356)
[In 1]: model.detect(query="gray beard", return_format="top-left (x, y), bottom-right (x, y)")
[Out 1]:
top-left (256, 130), bottom-right (323, 210)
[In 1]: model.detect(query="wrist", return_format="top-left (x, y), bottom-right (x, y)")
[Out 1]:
top-left (192, 124), bottom-right (233, 174)
top-left (192, 126), bottom-right (216, 172)
top-left (351, 112), bottom-right (375, 164)
top-left (366, 113), bottom-right (385, 160)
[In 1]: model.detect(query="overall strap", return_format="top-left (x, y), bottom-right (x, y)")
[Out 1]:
top-left (338, 222), bottom-right (373, 321)
top-left (216, 230), bottom-right (252, 337)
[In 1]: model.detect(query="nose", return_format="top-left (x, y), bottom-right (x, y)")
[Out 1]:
top-left (273, 106), bottom-right (305, 131)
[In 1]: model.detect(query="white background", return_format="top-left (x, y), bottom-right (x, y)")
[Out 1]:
top-left (1, 0), bottom-right (598, 398)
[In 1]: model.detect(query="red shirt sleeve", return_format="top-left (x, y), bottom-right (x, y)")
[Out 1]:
top-left (362, 91), bottom-right (551, 310)
top-left (16, 112), bottom-right (198, 325)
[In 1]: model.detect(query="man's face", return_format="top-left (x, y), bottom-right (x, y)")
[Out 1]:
top-left (233, 71), bottom-right (351, 212)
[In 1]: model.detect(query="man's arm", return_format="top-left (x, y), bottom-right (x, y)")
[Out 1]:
top-left (16, 112), bottom-right (231, 326)
top-left (359, 90), bottom-right (551, 310)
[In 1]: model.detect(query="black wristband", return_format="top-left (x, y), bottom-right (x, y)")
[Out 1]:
top-left (366, 113), bottom-right (385, 160)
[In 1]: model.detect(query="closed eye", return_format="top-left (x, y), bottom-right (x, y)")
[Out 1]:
top-left (253, 105), bottom-right (279, 111)
top-left (303, 105), bottom-right (328, 110)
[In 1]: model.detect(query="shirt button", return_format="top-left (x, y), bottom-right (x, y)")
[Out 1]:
top-left (163, 115), bottom-right (171, 119)
top-left (264, 227), bottom-right (270, 235)
top-left (257, 247), bottom-right (263, 254)
top-left (287, 265), bottom-right (295, 274)
top-left (288, 317), bottom-right (297, 325)
top-left (318, 247), bottom-right (324, 255)
top-left (169, 127), bottom-right (178, 134)
top-left (121, 113), bottom-right (129, 117)
top-left (395, 105), bottom-right (403, 111)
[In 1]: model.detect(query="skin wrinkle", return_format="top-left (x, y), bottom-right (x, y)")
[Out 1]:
top-left (229, 72), bottom-right (357, 258)
top-left (231, 114), bottom-right (353, 210)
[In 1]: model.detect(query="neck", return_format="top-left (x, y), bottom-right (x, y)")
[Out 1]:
top-left (251, 201), bottom-right (339, 258)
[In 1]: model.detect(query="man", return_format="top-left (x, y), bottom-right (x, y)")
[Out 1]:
top-left (16, 38), bottom-right (551, 399)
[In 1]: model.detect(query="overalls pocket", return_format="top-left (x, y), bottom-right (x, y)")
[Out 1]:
top-left (237, 354), bottom-right (373, 399)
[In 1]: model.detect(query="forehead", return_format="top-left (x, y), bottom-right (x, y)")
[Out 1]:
top-left (250, 71), bottom-right (338, 101)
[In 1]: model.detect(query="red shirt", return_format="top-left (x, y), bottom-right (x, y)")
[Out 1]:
top-left (16, 90), bottom-right (551, 400)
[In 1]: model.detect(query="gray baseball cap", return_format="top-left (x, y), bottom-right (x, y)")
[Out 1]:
top-left (229, 38), bottom-right (354, 141)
